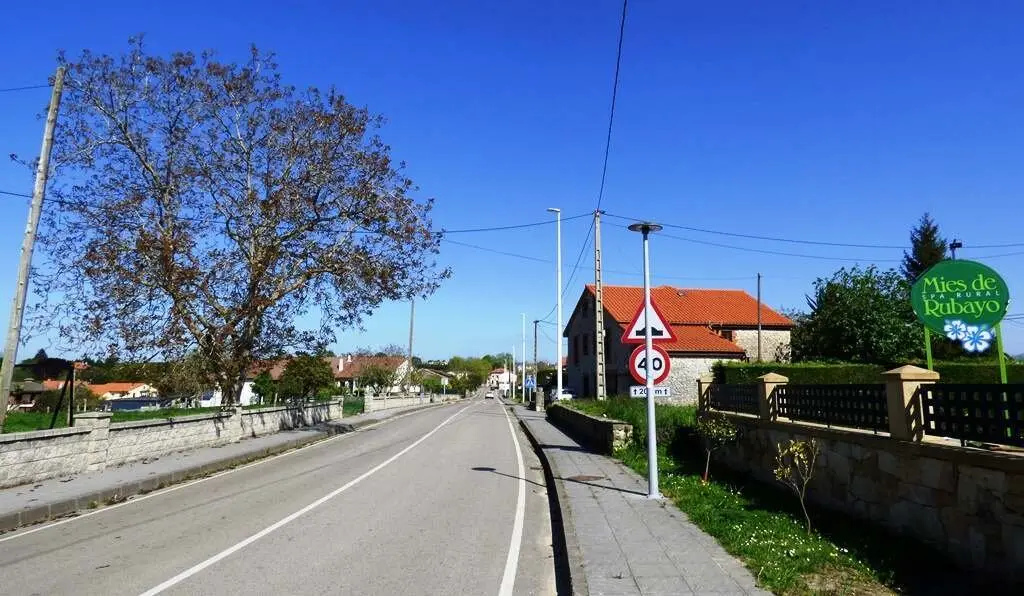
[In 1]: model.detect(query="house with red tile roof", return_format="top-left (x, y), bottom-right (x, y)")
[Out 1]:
top-left (563, 285), bottom-right (794, 402)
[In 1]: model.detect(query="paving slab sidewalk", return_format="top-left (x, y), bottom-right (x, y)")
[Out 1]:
top-left (513, 405), bottom-right (769, 596)
top-left (0, 401), bottom-right (449, 534)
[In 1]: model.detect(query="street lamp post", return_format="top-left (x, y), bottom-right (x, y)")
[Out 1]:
top-left (628, 221), bottom-right (664, 499)
top-left (547, 208), bottom-right (562, 408)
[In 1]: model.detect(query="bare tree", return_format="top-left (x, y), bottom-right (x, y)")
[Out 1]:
top-left (27, 39), bottom-right (446, 404)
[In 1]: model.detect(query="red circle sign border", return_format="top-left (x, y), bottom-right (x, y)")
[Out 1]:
top-left (629, 345), bottom-right (671, 385)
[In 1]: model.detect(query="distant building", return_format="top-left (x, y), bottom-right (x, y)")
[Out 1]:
top-left (487, 368), bottom-right (516, 393)
top-left (564, 285), bottom-right (794, 403)
top-left (88, 382), bottom-right (159, 401)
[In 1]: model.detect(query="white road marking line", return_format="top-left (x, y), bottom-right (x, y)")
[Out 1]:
top-left (498, 402), bottom-right (527, 596)
top-left (0, 402), bottom-right (460, 545)
top-left (137, 402), bottom-right (475, 596)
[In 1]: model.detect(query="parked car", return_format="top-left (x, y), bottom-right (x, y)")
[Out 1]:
top-left (546, 387), bottom-right (575, 404)
top-left (485, 391), bottom-right (495, 399)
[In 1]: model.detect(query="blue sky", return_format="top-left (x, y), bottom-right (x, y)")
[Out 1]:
top-left (1, 1), bottom-right (1023, 362)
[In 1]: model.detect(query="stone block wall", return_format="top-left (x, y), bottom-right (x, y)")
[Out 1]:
top-left (106, 413), bottom-right (236, 467)
top-left (363, 394), bottom-right (457, 413)
top-left (0, 400), bottom-right (345, 488)
top-left (716, 417), bottom-right (1024, 580)
top-left (0, 427), bottom-right (92, 488)
top-left (546, 404), bottom-right (632, 454)
top-left (241, 401), bottom-right (344, 437)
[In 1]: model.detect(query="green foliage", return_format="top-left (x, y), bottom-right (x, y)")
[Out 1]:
top-left (901, 213), bottom-right (947, 282)
top-left (357, 363), bottom-right (399, 395)
top-left (695, 410), bottom-right (739, 482)
top-left (343, 396), bottom-right (364, 416)
top-left (774, 439), bottom-right (822, 535)
top-left (713, 360), bottom-right (1024, 385)
top-left (3, 411), bottom-right (67, 433)
top-left (569, 398), bottom-right (696, 453)
top-left (794, 266), bottom-right (922, 364)
top-left (31, 385), bottom-right (99, 413)
top-left (278, 354), bottom-right (335, 400)
top-left (421, 377), bottom-right (445, 394)
top-left (252, 370), bottom-right (277, 404)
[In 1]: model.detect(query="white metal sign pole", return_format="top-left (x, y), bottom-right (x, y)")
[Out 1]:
top-left (630, 221), bottom-right (662, 500)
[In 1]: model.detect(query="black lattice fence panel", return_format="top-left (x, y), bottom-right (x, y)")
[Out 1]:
top-left (775, 384), bottom-right (889, 432)
top-left (920, 384), bottom-right (1024, 448)
top-left (706, 384), bottom-right (759, 415)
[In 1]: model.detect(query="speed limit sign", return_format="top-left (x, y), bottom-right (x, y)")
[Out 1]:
top-left (629, 345), bottom-right (671, 385)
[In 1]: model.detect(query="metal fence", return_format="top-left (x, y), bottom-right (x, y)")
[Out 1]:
top-left (920, 384), bottom-right (1024, 448)
top-left (775, 384), bottom-right (889, 433)
top-left (706, 384), bottom-right (759, 415)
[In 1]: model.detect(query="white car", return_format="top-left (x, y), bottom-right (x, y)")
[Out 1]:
top-left (547, 387), bottom-right (576, 402)
top-left (485, 391), bottom-right (495, 399)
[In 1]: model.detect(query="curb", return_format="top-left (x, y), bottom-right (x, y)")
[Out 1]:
top-left (510, 405), bottom-right (589, 596)
top-left (0, 401), bottom-right (453, 535)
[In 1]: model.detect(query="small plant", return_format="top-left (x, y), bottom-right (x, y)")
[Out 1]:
top-left (774, 438), bottom-right (821, 535)
top-left (694, 410), bottom-right (738, 483)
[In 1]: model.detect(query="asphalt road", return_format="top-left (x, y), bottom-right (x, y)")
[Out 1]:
top-left (0, 397), bottom-right (556, 596)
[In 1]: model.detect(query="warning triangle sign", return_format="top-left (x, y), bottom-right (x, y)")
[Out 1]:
top-left (621, 298), bottom-right (677, 345)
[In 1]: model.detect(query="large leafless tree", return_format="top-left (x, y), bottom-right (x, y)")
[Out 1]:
top-left (29, 40), bottom-right (446, 404)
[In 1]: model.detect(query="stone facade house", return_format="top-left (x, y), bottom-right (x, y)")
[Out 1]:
top-left (563, 285), bottom-right (794, 403)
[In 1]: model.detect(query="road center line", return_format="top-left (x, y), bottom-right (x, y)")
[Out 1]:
top-left (498, 402), bottom-right (527, 596)
top-left (137, 401), bottom-right (475, 596)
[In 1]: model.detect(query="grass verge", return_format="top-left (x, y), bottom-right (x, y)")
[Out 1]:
top-left (566, 398), bottom-right (969, 595)
top-left (342, 396), bottom-right (364, 417)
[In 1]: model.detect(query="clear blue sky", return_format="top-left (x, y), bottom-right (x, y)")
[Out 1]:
top-left (1, 1), bottom-right (1023, 362)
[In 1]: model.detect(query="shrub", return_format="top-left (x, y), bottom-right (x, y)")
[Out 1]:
top-left (774, 438), bottom-right (821, 535)
top-left (694, 410), bottom-right (738, 483)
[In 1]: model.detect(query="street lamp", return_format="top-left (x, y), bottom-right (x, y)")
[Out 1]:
top-left (627, 221), bottom-right (664, 499)
top-left (547, 208), bottom-right (562, 410)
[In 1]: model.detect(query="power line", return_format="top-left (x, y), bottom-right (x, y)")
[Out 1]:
top-left (442, 239), bottom-right (549, 263)
top-left (0, 84), bottom-right (50, 93)
top-left (0, 190), bottom-right (32, 198)
top-left (605, 221), bottom-right (902, 262)
top-left (604, 212), bottom-right (906, 249)
top-left (443, 212), bottom-right (590, 234)
top-left (595, 0), bottom-right (629, 211)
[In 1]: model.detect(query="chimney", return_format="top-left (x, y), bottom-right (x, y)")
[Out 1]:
top-left (347, 354), bottom-right (353, 363)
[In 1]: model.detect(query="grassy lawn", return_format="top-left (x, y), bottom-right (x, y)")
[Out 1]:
top-left (343, 397), bottom-right (364, 416)
top-left (565, 399), bottom-right (964, 595)
top-left (3, 411), bottom-right (69, 433)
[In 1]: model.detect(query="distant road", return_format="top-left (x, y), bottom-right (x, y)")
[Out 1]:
top-left (0, 398), bottom-right (556, 595)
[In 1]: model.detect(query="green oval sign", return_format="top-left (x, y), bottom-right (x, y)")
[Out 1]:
top-left (911, 260), bottom-right (1010, 336)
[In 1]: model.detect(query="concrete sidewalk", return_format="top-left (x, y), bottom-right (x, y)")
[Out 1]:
top-left (0, 401), bottom-right (451, 534)
top-left (513, 404), bottom-right (768, 596)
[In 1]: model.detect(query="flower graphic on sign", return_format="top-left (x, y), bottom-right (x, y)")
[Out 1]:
top-left (943, 319), bottom-right (968, 341)
top-left (961, 325), bottom-right (993, 353)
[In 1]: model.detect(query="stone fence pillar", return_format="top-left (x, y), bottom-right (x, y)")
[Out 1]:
top-left (757, 373), bottom-right (788, 421)
top-left (882, 365), bottom-right (939, 441)
top-left (74, 412), bottom-right (112, 472)
top-left (696, 374), bottom-right (714, 411)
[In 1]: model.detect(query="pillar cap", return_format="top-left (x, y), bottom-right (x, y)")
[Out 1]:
top-left (758, 372), bottom-right (789, 383)
top-left (882, 365), bottom-right (940, 381)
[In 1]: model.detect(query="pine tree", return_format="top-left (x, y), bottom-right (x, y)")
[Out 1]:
top-left (902, 213), bottom-right (947, 281)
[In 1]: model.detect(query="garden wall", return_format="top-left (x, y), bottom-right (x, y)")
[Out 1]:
top-left (0, 400), bottom-right (344, 488)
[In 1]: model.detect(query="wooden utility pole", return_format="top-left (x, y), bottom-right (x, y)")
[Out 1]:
top-left (594, 210), bottom-right (607, 399)
top-left (0, 67), bottom-right (65, 431)
top-left (756, 273), bottom-right (763, 362)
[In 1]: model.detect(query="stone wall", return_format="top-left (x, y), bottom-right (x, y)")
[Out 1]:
top-left (716, 416), bottom-right (1024, 580)
top-left (731, 329), bottom-right (791, 362)
top-left (241, 401), bottom-right (344, 437)
top-left (363, 394), bottom-right (458, 413)
top-left (546, 404), bottom-right (632, 454)
top-left (0, 426), bottom-right (93, 489)
top-left (665, 357), bottom-right (722, 404)
top-left (0, 401), bottom-right (344, 489)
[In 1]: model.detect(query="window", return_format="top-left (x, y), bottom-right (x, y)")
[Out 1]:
top-left (573, 335), bottom-right (580, 365)
top-left (583, 333), bottom-right (589, 356)
top-left (722, 330), bottom-right (735, 342)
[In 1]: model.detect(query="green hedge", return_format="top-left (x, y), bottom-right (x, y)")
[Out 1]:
top-left (713, 361), bottom-right (1024, 385)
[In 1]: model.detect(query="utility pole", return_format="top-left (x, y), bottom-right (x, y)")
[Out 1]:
top-left (406, 299), bottom-right (415, 393)
top-left (594, 210), bottom-right (607, 400)
top-left (512, 344), bottom-right (517, 401)
top-left (756, 273), bottom-right (763, 362)
top-left (950, 239), bottom-right (963, 260)
top-left (521, 313), bottom-right (527, 403)
top-left (0, 67), bottom-right (65, 430)
top-left (547, 208), bottom-right (563, 403)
